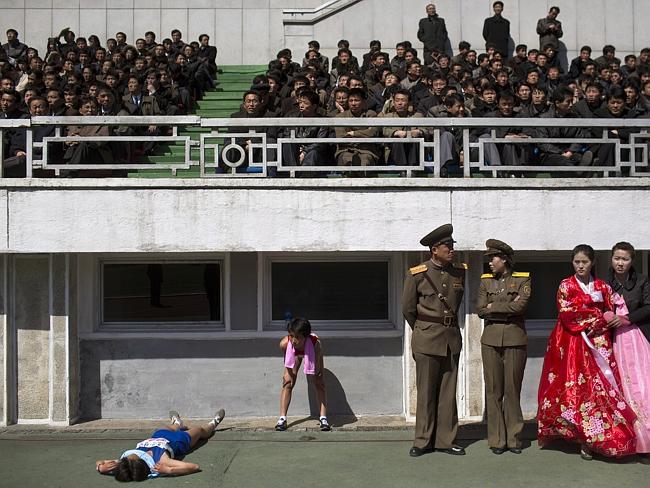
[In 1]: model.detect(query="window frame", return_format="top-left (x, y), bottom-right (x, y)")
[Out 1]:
top-left (97, 254), bottom-right (227, 332)
top-left (260, 252), bottom-right (404, 331)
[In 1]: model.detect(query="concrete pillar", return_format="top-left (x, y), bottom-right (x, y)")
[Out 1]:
top-left (0, 255), bottom-right (16, 426)
top-left (15, 256), bottom-right (50, 422)
top-left (49, 254), bottom-right (78, 425)
top-left (463, 251), bottom-right (485, 419)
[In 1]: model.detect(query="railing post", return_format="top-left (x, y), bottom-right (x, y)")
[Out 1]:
top-left (0, 129), bottom-right (3, 178)
top-left (25, 128), bottom-right (33, 178)
top-left (463, 129), bottom-right (470, 178)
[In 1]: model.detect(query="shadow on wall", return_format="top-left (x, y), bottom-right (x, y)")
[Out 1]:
top-left (307, 368), bottom-right (357, 426)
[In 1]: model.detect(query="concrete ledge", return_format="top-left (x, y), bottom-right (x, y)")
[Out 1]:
top-left (0, 417), bottom-right (539, 440)
top-left (1, 177), bottom-right (650, 190)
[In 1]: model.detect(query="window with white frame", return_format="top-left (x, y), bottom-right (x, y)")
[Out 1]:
top-left (101, 260), bottom-right (223, 326)
top-left (263, 254), bottom-right (401, 330)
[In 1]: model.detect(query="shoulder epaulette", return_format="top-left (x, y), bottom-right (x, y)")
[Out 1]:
top-left (481, 273), bottom-right (494, 279)
top-left (410, 264), bottom-right (428, 275)
top-left (512, 272), bottom-right (530, 278)
top-left (458, 262), bottom-right (468, 270)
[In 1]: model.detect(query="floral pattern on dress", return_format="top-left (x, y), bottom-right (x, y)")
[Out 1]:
top-left (537, 276), bottom-right (637, 457)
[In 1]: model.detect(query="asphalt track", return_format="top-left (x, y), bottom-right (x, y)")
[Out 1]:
top-left (0, 429), bottom-right (647, 487)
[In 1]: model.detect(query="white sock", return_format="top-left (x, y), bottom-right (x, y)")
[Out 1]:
top-left (278, 416), bottom-right (287, 423)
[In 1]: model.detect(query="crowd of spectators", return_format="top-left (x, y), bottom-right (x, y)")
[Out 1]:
top-left (234, 4), bottom-right (650, 173)
top-left (1, 27), bottom-right (217, 176)
top-left (3, 3), bottom-right (650, 177)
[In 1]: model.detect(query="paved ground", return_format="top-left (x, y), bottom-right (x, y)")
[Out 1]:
top-left (0, 419), bottom-right (647, 487)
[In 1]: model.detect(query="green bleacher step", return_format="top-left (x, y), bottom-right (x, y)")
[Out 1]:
top-left (196, 100), bottom-right (241, 110)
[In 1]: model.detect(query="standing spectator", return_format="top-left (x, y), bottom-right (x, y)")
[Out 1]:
top-left (483, 2), bottom-right (510, 59)
top-left (197, 34), bottom-right (217, 80)
top-left (536, 6), bottom-right (563, 51)
top-left (417, 4), bottom-right (449, 65)
top-left (2, 29), bottom-right (28, 64)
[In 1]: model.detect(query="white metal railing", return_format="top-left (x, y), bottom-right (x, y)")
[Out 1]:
top-left (2, 117), bottom-right (649, 178)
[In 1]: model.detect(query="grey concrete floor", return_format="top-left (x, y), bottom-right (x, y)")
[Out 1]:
top-left (0, 428), bottom-right (647, 488)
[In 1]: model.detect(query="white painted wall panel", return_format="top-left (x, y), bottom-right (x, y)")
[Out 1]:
top-left (4, 181), bottom-right (650, 253)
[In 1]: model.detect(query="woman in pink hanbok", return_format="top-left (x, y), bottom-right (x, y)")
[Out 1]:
top-left (607, 242), bottom-right (650, 464)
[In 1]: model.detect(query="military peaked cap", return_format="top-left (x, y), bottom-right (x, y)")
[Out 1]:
top-left (420, 223), bottom-right (455, 247)
top-left (485, 239), bottom-right (514, 258)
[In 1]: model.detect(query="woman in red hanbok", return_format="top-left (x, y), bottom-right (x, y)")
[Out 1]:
top-left (537, 245), bottom-right (637, 459)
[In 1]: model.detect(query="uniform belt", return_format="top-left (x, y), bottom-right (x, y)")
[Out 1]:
top-left (417, 314), bottom-right (457, 326)
top-left (486, 318), bottom-right (523, 325)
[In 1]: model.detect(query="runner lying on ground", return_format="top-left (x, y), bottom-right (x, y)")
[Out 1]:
top-left (95, 408), bottom-right (225, 481)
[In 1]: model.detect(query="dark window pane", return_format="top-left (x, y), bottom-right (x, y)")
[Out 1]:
top-left (103, 263), bottom-right (221, 322)
top-left (271, 261), bottom-right (389, 321)
top-left (483, 261), bottom-right (573, 320)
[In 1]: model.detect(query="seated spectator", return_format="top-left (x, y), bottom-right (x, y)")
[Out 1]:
top-left (377, 88), bottom-right (424, 165)
top-left (227, 90), bottom-right (277, 168)
top-left (471, 83), bottom-right (498, 116)
top-left (535, 86), bottom-right (593, 167)
top-left (514, 83), bottom-right (531, 112)
top-left (568, 46), bottom-right (593, 81)
top-left (302, 40), bottom-right (328, 73)
top-left (0, 89), bottom-right (26, 119)
top-left (572, 82), bottom-right (604, 118)
top-left (334, 87), bottom-right (380, 166)
top-left (594, 45), bottom-right (620, 71)
top-left (280, 75), bottom-right (308, 116)
top-left (327, 86), bottom-right (349, 117)
top-left (330, 48), bottom-right (359, 85)
top-left (281, 90), bottom-right (331, 167)
top-left (331, 39), bottom-right (359, 73)
top-left (391, 42), bottom-right (408, 76)
top-left (415, 73), bottom-right (447, 115)
top-left (518, 86), bottom-right (549, 118)
top-left (478, 92), bottom-right (529, 166)
top-left (63, 96), bottom-right (115, 166)
top-left (363, 51), bottom-right (389, 87)
top-left (369, 72), bottom-right (400, 113)
top-left (399, 61), bottom-right (422, 91)
top-left (592, 86), bottom-right (640, 165)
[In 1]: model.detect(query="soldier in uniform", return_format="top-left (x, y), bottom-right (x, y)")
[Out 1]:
top-left (402, 223), bottom-right (467, 457)
top-left (477, 239), bottom-right (530, 455)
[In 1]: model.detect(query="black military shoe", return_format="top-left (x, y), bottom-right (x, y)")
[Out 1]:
top-left (490, 447), bottom-right (506, 455)
top-left (509, 448), bottom-right (522, 454)
top-left (438, 445), bottom-right (466, 456)
top-left (409, 446), bottom-right (434, 457)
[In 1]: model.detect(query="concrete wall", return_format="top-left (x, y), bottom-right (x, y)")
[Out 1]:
top-left (2, 179), bottom-right (650, 253)
top-left (0, 0), bottom-right (649, 66)
top-left (79, 337), bottom-right (403, 419)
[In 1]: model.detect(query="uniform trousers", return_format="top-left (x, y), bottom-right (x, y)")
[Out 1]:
top-left (481, 344), bottom-right (527, 448)
top-left (413, 348), bottom-right (459, 449)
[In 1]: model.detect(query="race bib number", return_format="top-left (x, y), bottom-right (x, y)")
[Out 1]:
top-left (136, 438), bottom-right (170, 450)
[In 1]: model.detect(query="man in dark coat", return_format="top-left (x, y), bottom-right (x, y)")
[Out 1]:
top-left (536, 6), bottom-right (563, 51)
top-left (417, 4), bottom-right (449, 65)
top-left (483, 2), bottom-right (510, 59)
